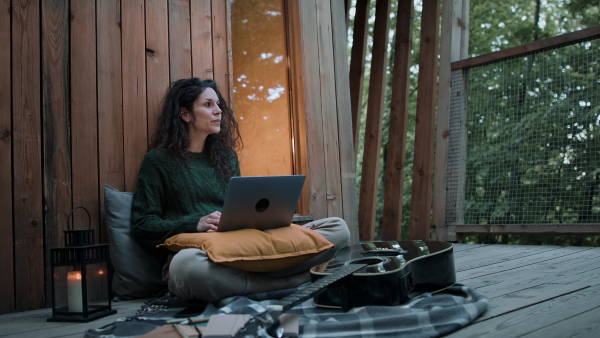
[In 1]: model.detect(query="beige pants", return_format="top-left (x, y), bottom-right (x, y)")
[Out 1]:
top-left (167, 217), bottom-right (350, 302)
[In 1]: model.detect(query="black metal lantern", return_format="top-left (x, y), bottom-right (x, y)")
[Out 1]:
top-left (48, 207), bottom-right (116, 322)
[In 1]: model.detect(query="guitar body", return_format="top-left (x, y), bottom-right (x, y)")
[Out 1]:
top-left (310, 240), bottom-right (455, 309)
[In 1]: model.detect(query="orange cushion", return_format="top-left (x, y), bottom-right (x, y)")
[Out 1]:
top-left (158, 224), bottom-right (333, 272)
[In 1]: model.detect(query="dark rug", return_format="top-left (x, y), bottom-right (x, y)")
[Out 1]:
top-left (85, 284), bottom-right (488, 338)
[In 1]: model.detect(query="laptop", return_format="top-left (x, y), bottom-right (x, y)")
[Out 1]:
top-left (217, 175), bottom-right (306, 232)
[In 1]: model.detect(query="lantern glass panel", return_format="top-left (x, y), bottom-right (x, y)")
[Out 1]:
top-left (87, 262), bottom-right (110, 309)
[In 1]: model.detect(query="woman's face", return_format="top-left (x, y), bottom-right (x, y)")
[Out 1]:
top-left (183, 87), bottom-right (222, 141)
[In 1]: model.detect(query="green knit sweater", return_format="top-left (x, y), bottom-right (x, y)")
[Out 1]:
top-left (131, 148), bottom-right (240, 250)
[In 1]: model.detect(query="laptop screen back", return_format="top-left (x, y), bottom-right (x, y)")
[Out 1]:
top-left (217, 175), bottom-right (306, 232)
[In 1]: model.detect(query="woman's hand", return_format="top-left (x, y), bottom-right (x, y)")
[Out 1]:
top-left (197, 211), bottom-right (221, 232)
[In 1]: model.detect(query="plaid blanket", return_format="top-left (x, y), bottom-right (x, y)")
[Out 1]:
top-left (86, 284), bottom-right (487, 338)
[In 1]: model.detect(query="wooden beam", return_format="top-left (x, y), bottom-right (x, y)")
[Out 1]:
top-left (452, 25), bottom-right (600, 70)
top-left (349, 0), bottom-right (369, 154)
top-left (381, 0), bottom-right (414, 241)
top-left (358, 0), bottom-right (391, 241)
top-left (122, 0), bottom-right (148, 192)
top-left (12, 0), bottom-right (44, 311)
top-left (409, 0), bottom-right (441, 240)
top-left (145, 0), bottom-right (170, 148)
top-left (331, 0), bottom-right (359, 244)
top-left (451, 224), bottom-right (600, 235)
top-left (0, 0), bottom-right (14, 315)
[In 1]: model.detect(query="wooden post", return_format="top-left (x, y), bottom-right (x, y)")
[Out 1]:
top-left (332, 0), bottom-right (360, 244)
top-left (432, 0), bottom-right (469, 241)
top-left (349, 0), bottom-right (370, 154)
top-left (381, 0), bottom-right (414, 241)
top-left (409, 0), bottom-right (441, 240)
top-left (358, 0), bottom-right (391, 241)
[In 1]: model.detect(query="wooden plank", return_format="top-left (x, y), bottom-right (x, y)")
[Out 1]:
top-left (457, 246), bottom-right (595, 281)
top-left (331, 0), bottom-right (359, 243)
top-left (480, 283), bottom-right (590, 322)
top-left (446, 284), bottom-right (600, 338)
top-left (381, 0), bottom-right (413, 241)
top-left (0, 0), bottom-right (14, 315)
top-left (286, 0), bottom-right (311, 217)
top-left (145, 0), bottom-right (170, 145)
top-left (97, 0), bottom-right (124, 197)
top-left (211, 0), bottom-right (231, 104)
top-left (452, 25), bottom-right (600, 70)
top-left (461, 248), bottom-right (600, 294)
top-left (121, 0), bottom-right (147, 192)
top-left (42, 0), bottom-right (72, 308)
top-left (357, 0), bottom-right (391, 241)
top-left (409, 0), bottom-right (440, 240)
top-left (12, 0), bottom-right (44, 311)
top-left (295, 0), bottom-right (328, 219)
top-left (348, 0), bottom-right (369, 152)
top-left (315, 1), bottom-right (343, 218)
top-left (454, 224), bottom-right (600, 235)
top-left (521, 303), bottom-right (600, 338)
top-left (190, 0), bottom-right (213, 80)
top-left (451, 243), bottom-right (490, 255)
top-left (455, 245), bottom-right (564, 272)
top-left (168, 0), bottom-right (192, 81)
top-left (0, 298), bottom-right (149, 337)
top-left (70, 0), bottom-right (100, 240)
top-left (432, 0), bottom-right (468, 241)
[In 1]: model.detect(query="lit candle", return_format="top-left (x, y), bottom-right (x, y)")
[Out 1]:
top-left (67, 271), bottom-right (83, 312)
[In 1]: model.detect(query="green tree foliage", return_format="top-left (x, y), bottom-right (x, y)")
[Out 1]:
top-left (350, 0), bottom-right (599, 245)
top-left (462, 0), bottom-right (599, 245)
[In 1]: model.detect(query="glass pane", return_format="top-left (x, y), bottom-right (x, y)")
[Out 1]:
top-left (231, 0), bottom-right (293, 176)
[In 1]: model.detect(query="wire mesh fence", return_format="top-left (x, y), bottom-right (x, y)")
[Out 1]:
top-left (446, 36), bottom-right (600, 227)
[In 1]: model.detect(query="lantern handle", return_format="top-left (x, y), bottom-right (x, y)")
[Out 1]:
top-left (67, 206), bottom-right (91, 231)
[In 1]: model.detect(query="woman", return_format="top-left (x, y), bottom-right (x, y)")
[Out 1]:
top-left (131, 78), bottom-right (350, 302)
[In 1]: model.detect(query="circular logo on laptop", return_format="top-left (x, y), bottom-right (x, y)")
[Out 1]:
top-left (255, 198), bottom-right (270, 213)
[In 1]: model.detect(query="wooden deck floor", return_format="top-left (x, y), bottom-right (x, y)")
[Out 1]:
top-left (1, 243), bottom-right (599, 337)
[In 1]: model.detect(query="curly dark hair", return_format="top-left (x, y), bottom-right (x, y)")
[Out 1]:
top-left (150, 78), bottom-right (242, 179)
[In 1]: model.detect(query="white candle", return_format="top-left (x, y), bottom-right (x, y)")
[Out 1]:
top-left (67, 271), bottom-right (83, 312)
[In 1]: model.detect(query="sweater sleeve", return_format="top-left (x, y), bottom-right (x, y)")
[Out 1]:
top-left (130, 156), bottom-right (199, 249)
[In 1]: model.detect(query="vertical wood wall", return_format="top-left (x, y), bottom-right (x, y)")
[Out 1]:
top-left (1, 0), bottom-right (231, 313)
top-left (289, 0), bottom-right (359, 244)
top-left (0, 0), bottom-right (359, 314)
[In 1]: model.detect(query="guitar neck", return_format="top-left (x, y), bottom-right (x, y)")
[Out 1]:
top-left (234, 263), bottom-right (366, 338)
top-left (278, 263), bottom-right (367, 313)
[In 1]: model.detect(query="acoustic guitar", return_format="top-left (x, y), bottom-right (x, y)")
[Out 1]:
top-left (310, 240), bottom-right (456, 310)
top-left (232, 240), bottom-right (455, 337)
